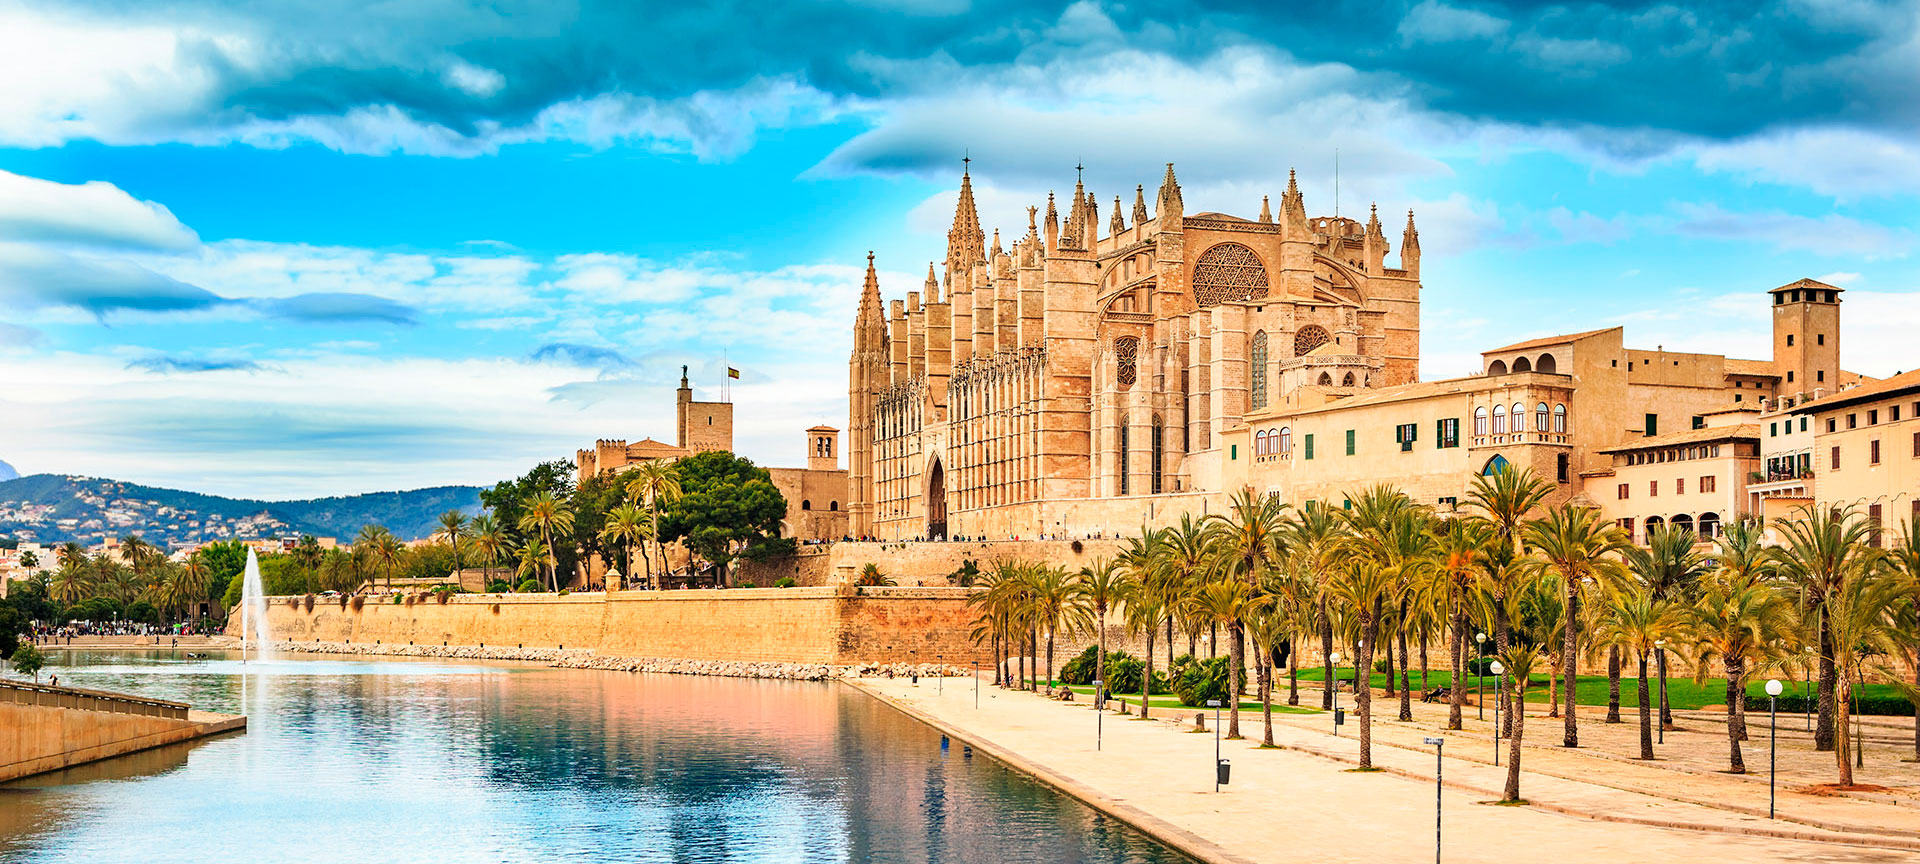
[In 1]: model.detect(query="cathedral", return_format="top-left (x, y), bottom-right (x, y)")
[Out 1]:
top-left (848, 163), bottom-right (1422, 540)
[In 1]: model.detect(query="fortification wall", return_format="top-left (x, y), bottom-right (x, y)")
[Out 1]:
top-left (0, 682), bottom-right (244, 782)
top-left (242, 587), bottom-right (989, 665)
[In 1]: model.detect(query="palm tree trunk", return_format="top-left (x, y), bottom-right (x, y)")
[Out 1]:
top-left (1657, 648), bottom-right (1673, 731)
top-left (1397, 622), bottom-right (1413, 721)
top-left (1357, 612), bottom-right (1376, 768)
top-left (1320, 598), bottom-right (1335, 711)
top-left (1726, 656), bottom-right (1747, 773)
top-left (1448, 616), bottom-right (1464, 731)
top-left (1017, 634), bottom-right (1027, 692)
top-left (1208, 621), bottom-right (1217, 659)
top-left (1226, 622), bottom-right (1245, 739)
top-left (1563, 579), bottom-right (1579, 747)
top-left (1288, 632), bottom-right (1300, 706)
top-left (1166, 615), bottom-right (1174, 670)
top-left (1817, 616), bottom-right (1837, 751)
top-left (1142, 626), bottom-right (1155, 720)
top-left (1419, 634), bottom-right (1429, 693)
top-left (1046, 630), bottom-right (1056, 693)
top-left (1384, 626), bottom-right (1397, 698)
top-left (1495, 601), bottom-right (1514, 738)
top-left (1259, 643), bottom-right (1275, 746)
top-left (1836, 673), bottom-right (1854, 786)
top-left (1504, 687), bottom-right (1526, 802)
top-left (1638, 653), bottom-right (1654, 759)
top-left (1606, 646), bottom-right (1622, 723)
top-left (1095, 607), bottom-right (1108, 708)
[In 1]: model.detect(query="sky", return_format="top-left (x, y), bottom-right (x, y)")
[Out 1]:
top-left (0, 0), bottom-right (1917, 499)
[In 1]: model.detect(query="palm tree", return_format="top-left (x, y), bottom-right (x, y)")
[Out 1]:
top-left (1626, 523), bottom-right (1708, 732)
top-left (1497, 643), bottom-right (1545, 802)
top-left (1467, 464), bottom-right (1553, 557)
top-left (293, 535), bottom-right (323, 595)
top-left (1688, 575), bottom-right (1796, 773)
top-left (1118, 529), bottom-right (1168, 715)
top-left (854, 562), bottom-right (896, 586)
top-left (1434, 517), bottom-right (1492, 729)
top-left (436, 511), bottom-right (469, 582)
top-left (1524, 503), bottom-right (1630, 748)
top-left (1325, 555), bottom-right (1398, 768)
top-left (517, 491), bottom-right (575, 591)
top-left (1158, 517), bottom-right (1212, 666)
top-left (51, 555), bottom-right (94, 606)
top-left (1122, 588), bottom-right (1167, 718)
top-left (175, 555), bottom-right (212, 623)
top-left (1193, 578), bottom-right (1256, 738)
top-left (1204, 487), bottom-right (1290, 739)
top-left (470, 514), bottom-right (508, 586)
top-left (1772, 504), bottom-right (1880, 752)
top-left (600, 504), bottom-right (648, 590)
top-left (1713, 517), bottom-right (1774, 589)
top-left (1593, 581), bottom-right (1686, 760)
top-left (1286, 502), bottom-right (1348, 710)
top-left (626, 460), bottom-right (682, 589)
top-left (1026, 566), bottom-right (1090, 691)
top-left (373, 528), bottom-right (404, 589)
top-left (1242, 592), bottom-right (1288, 746)
top-left (1075, 556), bottom-right (1134, 707)
top-left (1822, 566), bottom-right (1902, 787)
top-left (1883, 515), bottom-right (1920, 760)
top-left (516, 537), bottom-right (552, 589)
top-left (355, 524), bottom-right (385, 588)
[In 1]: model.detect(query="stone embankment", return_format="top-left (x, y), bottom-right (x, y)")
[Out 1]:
top-left (269, 640), bottom-right (964, 681)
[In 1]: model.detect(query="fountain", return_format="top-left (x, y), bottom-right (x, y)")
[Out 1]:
top-left (239, 549), bottom-right (275, 663)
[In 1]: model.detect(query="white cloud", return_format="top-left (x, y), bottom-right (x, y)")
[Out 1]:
top-left (0, 170), bottom-right (199, 251)
top-left (1397, 1), bottom-right (1510, 45)
top-left (1665, 202), bottom-right (1915, 257)
top-left (1691, 127), bottom-right (1920, 199)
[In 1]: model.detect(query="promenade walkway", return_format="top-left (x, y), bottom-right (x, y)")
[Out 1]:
top-left (851, 675), bottom-right (1920, 864)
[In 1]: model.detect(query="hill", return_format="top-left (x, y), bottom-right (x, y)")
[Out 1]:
top-left (0, 474), bottom-right (484, 547)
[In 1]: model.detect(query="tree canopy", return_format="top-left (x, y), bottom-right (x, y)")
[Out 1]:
top-left (656, 451), bottom-right (788, 582)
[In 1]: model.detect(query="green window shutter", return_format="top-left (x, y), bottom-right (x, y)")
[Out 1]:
top-left (1231, 444), bottom-right (1238, 460)
top-left (1304, 434), bottom-right (1314, 460)
top-left (1345, 429), bottom-right (1355, 455)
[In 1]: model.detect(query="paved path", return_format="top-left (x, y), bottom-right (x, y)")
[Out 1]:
top-left (851, 675), bottom-right (1920, 864)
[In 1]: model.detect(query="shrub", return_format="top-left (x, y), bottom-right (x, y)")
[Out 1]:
top-left (394, 594), bottom-right (405, 604)
top-left (1373, 658), bottom-right (1392, 675)
top-left (11, 643), bottom-right (45, 682)
top-left (558, 588), bottom-right (571, 596)
top-left (774, 577), bottom-right (797, 588)
top-left (1059, 646), bottom-right (1102, 685)
top-left (1466, 657), bottom-right (1498, 676)
top-left (1173, 656), bottom-right (1233, 707)
top-left (736, 580), bottom-right (757, 588)
top-left (486, 581), bottom-right (513, 594)
top-left (515, 579), bottom-right (543, 593)
top-left (1105, 656), bottom-right (1168, 696)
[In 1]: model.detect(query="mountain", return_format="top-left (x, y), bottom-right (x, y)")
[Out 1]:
top-left (0, 461), bottom-right (17, 482)
top-left (0, 474), bottom-right (484, 547)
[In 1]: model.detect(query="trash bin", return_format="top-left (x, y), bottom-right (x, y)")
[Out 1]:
top-left (1335, 708), bottom-right (1346, 725)
top-left (1217, 759), bottom-right (1231, 785)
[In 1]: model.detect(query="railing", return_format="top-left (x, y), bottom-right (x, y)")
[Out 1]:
top-left (0, 679), bottom-right (190, 720)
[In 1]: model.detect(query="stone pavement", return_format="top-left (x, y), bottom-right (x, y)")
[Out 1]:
top-left (851, 674), bottom-right (1920, 864)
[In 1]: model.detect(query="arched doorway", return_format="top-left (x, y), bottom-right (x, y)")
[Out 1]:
top-left (928, 458), bottom-right (948, 540)
top-left (1482, 454), bottom-right (1511, 476)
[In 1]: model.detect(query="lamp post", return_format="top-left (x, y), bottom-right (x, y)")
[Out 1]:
top-left (1489, 660), bottom-right (1506, 766)
top-left (974, 660), bottom-right (979, 709)
top-left (937, 654), bottom-right (944, 695)
top-left (1206, 698), bottom-right (1223, 791)
top-left (1093, 679), bottom-right (1104, 751)
top-left (1766, 678), bottom-right (1783, 819)
top-left (1330, 651), bottom-right (1344, 737)
top-left (1655, 639), bottom-right (1667, 745)
top-left (1803, 646), bottom-right (1815, 731)
top-left (1424, 736), bottom-right (1445, 864)
top-left (1474, 633), bottom-right (1487, 720)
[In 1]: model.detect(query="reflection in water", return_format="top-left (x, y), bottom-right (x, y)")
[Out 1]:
top-left (4, 651), bottom-right (1191, 864)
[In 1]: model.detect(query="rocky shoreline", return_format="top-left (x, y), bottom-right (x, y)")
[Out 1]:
top-left (259, 640), bottom-right (964, 680)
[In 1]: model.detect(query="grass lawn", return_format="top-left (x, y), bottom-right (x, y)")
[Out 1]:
top-left (1286, 667), bottom-right (1899, 711)
top-left (1029, 682), bottom-right (1321, 715)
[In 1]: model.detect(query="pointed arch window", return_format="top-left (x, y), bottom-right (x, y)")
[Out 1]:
top-left (1250, 331), bottom-right (1269, 410)
top-left (1341, 372), bottom-right (1356, 387)
top-left (1151, 415), bottom-right (1165, 494)
top-left (1317, 372), bottom-right (1333, 386)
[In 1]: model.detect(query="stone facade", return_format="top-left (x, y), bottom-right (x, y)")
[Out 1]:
top-left (849, 163), bottom-right (1420, 540)
top-left (1785, 369), bottom-right (1920, 544)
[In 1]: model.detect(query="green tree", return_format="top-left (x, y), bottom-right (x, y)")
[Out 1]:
top-left (1075, 556), bottom-right (1135, 711)
top-left (435, 512), bottom-right (468, 581)
top-left (568, 471), bottom-right (623, 588)
top-left (0, 600), bottom-right (24, 659)
top-left (1593, 582), bottom-right (1686, 760)
top-left (293, 535), bottom-right (324, 594)
top-left (470, 515), bottom-right (509, 584)
top-left (1497, 643), bottom-right (1544, 802)
top-left (10, 643), bottom-right (45, 683)
top-left (657, 451), bottom-right (787, 585)
top-left (625, 460), bottom-right (683, 588)
top-left (1771, 504), bottom-right (1879, 753)
top-left (1688, 576), bottom-right (1796, 773)
top-left (1523, 503), bottom-right (1630, 748)
top-left (480, 460), bottom-right (578, 577)
top-left (600, 503), bottom-right (650, 589)
top-left (517, 491), bottom-right (574, 591)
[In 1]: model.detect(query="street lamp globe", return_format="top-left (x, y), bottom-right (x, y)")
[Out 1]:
top-left (1475, 632), bottom-right (1486, 643)
top-left (1489, 660), bottom-right (1505, 676)
top-left (1330, 652), bottom-right (1343, 665)
top-left (1765, 679), bottom-right (1784, 697)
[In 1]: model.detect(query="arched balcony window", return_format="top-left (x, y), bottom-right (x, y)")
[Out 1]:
top-left (1553, 403), bottom-right (1567, 433)
top-left (1535, 402), bottom-right (1550, 432)
top-left (1278, 426), bottom-right (1292, 454)
top-left (1492, 404), bottom-right (1507, 435)
top-left (1512, 403), bottom-right (1527, 432)
top-left (1474, 406), bottom-right (1489, 436)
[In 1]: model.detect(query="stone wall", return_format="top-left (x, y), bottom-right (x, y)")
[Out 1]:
top-left (0, 681), bottom-right (244, 782)
top-left (239, 587), bottom-right (990, 665)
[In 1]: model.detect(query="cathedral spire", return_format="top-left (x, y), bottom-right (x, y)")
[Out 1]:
top-left (1401, 209), bottom-right (1421, 278)
top-left (991, 227), bottom-right (1002, 259)
top-left (1132, 184), bottom-right (1148, 224)
top-left (948, 160), bottom-right (987, 268)
top-left (1110, 195), bottom-right (1125, 235)
top-left (925, 261), bottom-right (939, 303)
top-left (1259, 195), bottom-right (1272, 223)
top-left (1365, 203), bottom-right (1384, 238)
top-left (1155, 163), bottom-right (1183, 220)
top-left (1044, 191), bottom-right (1059, 251)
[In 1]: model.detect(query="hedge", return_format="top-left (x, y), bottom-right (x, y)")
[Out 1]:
top-left (1744, 694), bottom-right (1916, 716)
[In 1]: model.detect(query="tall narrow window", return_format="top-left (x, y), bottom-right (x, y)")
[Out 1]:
top-left (1474, 407), bottom-right (1488, 436)
top-left (1152, 415), bottom-right (1165, 494)
top-left (1536, 402), bottom-right (1550, 433)
top-left (1249, 331), bottom-right (1269, 410)
top-left (1119, 425), bottom-right (1130, 495)
top-left (1553, 403), bottom-right (1567, 433)
top-left (1513, 403), bottom-right (1527, 432)
top-left (1278, 426), bottom-right (1292, 455)
top-left (1492, 404), bottom-right (1507, 434)
top-left (1115, 336), bottom-right (1139, 388)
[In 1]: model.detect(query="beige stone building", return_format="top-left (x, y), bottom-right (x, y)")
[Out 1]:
top-left (1786, 369), bottom-right (1920, 544)
top-left (1593, 407), bottom-right (1760, 543)
top-left (577, 368), bottom-right (848, 542)
top-left (849, 163), bottom-right (1421, 539)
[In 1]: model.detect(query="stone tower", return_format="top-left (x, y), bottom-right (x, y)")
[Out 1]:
top-left (847, 253), bottom-right (887, 537)
top-left (807, 425), bottom-right (839, 471)
top-left (1770, 278), bottom-right (1842, 397)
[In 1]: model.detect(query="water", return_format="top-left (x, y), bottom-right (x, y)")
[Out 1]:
top-left (2, 651), bottom-right (1193, 864)
top-left (239, 549), bottom-right (275, 662)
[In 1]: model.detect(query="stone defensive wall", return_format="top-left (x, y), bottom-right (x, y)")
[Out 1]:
top-left (0, 680), bottom-right (246, 782)
top-left (241, 586), bottom-right (991, 666)
top-left (741, 538), bottom-right (1130, 587)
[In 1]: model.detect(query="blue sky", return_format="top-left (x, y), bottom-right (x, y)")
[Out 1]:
top-left (0, 0), bottom-right (1917, 498)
